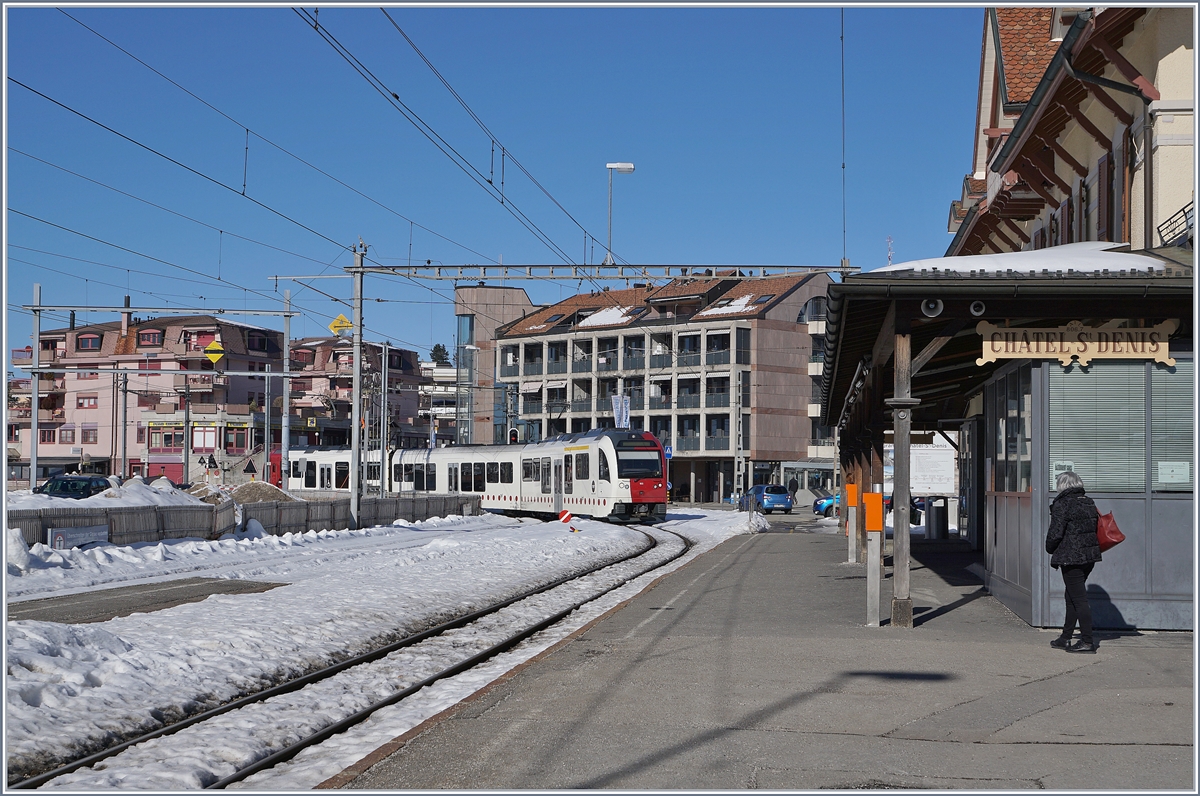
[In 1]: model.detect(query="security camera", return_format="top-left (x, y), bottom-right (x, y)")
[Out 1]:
top-left (921, 299), bottom-right (944, 318)
top-left (969, 300), bottom-right (987, 317)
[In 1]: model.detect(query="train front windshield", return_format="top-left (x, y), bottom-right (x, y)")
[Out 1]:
top-left (616, 450), bottom-right (663, 479)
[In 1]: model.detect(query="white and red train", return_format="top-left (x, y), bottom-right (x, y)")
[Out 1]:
top-left (285, 429), bottom-right (668, 524)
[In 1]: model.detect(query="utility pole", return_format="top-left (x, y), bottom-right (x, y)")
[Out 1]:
top-left (120, 372), bottom-right (128, 479)
top-left (263, 363), bottom-right (271, 485)
top-left (183, 380), bottom-right (191, 486)
top-left (281, 290), bottom-right (291, 493)
top-left (380, 341), bottom-right (389, 497)
top-left (886, 327), bottom-right (918, 629)
top-left (350, 244), bottom-right (365, 528)
top-left (29, 284), bottom-right (41, 489)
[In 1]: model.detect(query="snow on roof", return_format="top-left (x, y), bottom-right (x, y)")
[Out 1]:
top-left (695, 294), bottom-right (756, 317)
top-left (869, 241), bottom-right (1167, 275)
top-left (576, 306), bottom-right (634, 328)
top-left (6, 476), bottom-right (206, 510)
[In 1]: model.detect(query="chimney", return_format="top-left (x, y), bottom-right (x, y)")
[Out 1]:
top-left (121, 295), bottom-right (131, 336)
top-left (69, 311), bottom-right (76, 330)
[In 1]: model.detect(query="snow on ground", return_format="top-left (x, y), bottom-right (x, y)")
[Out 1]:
top-left (6, 476), bottom-right (205, 511)
top-left (5, 508), bottom-right (759, 788)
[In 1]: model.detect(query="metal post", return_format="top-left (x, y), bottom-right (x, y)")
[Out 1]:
top-left (263, 364), bottom-right (271, 485)
top-left (183, 381), bottom-right (191, 486)
top-left (887, 330), bottom-right (918, 629)
top-left (30, 283), bottom-right (41, 490)
top-left (607, 166), bottom-right (613, 262)
top-left (350, 250), bottom-right (364, 528)
top-left (120, 373), bottom-right (128, 479)
top-left (1143, 102), bottom-right (1154, 248)
top-left (282, 290), bottom-right (291, 493)
top-left (380, 341), bottom-right (389, 497)
top-left (866, 530), bottom-right (881, 626)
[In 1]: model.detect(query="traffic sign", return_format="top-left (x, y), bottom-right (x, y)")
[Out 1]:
top-left (328, 313), bottom-right (353, 335)
top-left (664, 445), bottom-right (673, 459)
top-left (204, 341), bottom-right (225, 364)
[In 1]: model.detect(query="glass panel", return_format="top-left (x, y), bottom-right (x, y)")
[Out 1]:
top-left (564, 454), bottom-right (573, 493)
top-left (1152, 360), bottom-right (1193, 491)
top-left (1049, 360), bottom-right (1146, 492)
top-left (1017, 364), bottom-right (1032, 492)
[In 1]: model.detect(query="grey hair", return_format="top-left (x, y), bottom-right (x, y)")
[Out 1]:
top-left (1056, 470), bottom-right (1084, 491)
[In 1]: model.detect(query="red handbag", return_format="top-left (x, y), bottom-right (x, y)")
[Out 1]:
top-left (1096, 508), bottom-right (1125, 552)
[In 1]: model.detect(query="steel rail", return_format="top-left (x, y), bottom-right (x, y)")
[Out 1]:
top-left (8, 531), bottom-right (656, 790)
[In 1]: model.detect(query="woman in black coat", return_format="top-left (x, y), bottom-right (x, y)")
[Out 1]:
top-left (1045, 470), bottom-right (1102, 653)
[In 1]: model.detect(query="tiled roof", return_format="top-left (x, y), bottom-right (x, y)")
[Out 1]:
top-left (693, 273), bottom-right (817, 319)
top-left (501, 285), bottom-right (659, 336)
top-left (995, 8), bottom-right (1058, 105)
top-left (967, 177), bottom-right (987, 195)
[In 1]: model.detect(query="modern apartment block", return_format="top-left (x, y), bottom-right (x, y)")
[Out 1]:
top-left (483, 273), bottom-right (833, 503)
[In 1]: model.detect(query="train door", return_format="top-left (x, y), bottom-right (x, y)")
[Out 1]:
top-left (553, 458), bottom-right (563, 514)
top-left (319, 463), bottom-right (332, 489)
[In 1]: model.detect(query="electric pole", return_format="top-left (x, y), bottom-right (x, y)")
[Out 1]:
top-left (350, 244), bottom-right (365, 527)
top-left (281, 290), bottom-right (291, 493)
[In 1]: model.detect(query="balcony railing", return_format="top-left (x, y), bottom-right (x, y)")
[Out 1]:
top-left (705, 435), bottom-right (730, 450)
top-left (597, 398), bottom-right (615, 414)
top-left (649, 396), bottom-right (672, 410)
top-left (676, 394), bottom-right (701, 408)
top-left (705, 350), bottom-right (731, 366)
top-left (571, 358), bottom-right (592, 373)
top-left (623, 355), bottom-right (645, 370)
top-left (546, 360), bottom-right (568, 374)
top-left (706, 393), bottom-right (730, 407)
top-left (597, 353), bottom-right (618, 372)
top-left (523, 400), bottom-right (543, 415)
top-left (38, 408), bottom-right (66, 421)
top-left (11, 407), bottom-right (33, 418)
top-left (1158, 200), bottom-right (1194, 247)
top-left (677, 353), bottom-right (701, 368)
top-left (570, 399), bottom-right (592, 413)
top-left (677, 436), bottom-right (700, 451)
top-left (524, 362), bottom-right (543, 376)
top-left (629, 396), bottom-right (644, 411)
top-left (650, 354), bottom-right (673, 369)
top-left (500, 364), bottom-right (520, 378)
top-left (546, 400), bottom-right (569, 415)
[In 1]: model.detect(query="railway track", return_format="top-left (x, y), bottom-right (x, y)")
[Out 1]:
top-left (13, 525), bottom-right (690, 790)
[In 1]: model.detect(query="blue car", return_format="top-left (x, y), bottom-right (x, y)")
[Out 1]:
top-left (813, 493), bottom-right (839, 517)
top-left (739, 484), bottom-right (793, 514)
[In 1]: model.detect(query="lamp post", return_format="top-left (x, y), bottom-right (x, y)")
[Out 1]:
top-left (605, 162), bottom-right (635, 266)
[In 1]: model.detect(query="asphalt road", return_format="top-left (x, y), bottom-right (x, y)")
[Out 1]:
top-left (7, 578), bottom-right (285, 624)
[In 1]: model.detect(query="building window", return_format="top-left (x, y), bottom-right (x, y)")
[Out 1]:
top-left (225, 427), bottom-right (248, 451)
top-left (40, 428), bottom-right (55, 444)
top-left (77, 371), bottom-right (99, 380)
top-left (138, 329), bottom-right (163, 347)
top-left (76, 334), bottom-right (101, 351)
top-left (1151, 360), bottom-right (1193, 492)
top-left (59, 427), bottom-right (76, 445)
top-left (1049, 360), bottom-right (1144, 492)
top-left (77, 394), bottom-right (98, 409)
top-left (736, 327), bottom-right (751, 365)
top-left (81, 428), bottom-right (99, 445)
top-left (7, 425), bottom-right (18, 443)
top-left (247, 332), bottom-right (269, 352)
top-left (137, 425), bottom-right (146, 444)
top-left (138, 359), bottom-right (162, 371)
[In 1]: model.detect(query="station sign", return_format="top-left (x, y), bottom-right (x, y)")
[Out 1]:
top-left (976, 319), bottom-right (1177, 367)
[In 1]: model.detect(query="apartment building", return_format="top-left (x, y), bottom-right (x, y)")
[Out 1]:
top-left (487, 273), bottom-right (833, 503)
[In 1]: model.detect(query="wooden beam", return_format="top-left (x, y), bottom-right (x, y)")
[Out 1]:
top-left (1034, 133), bottom-right (1088, 178)
top-left (1030, 148), bottom-right (1074, 195)
top-left (870, 301), bottom-right (896, 369)
top-left (1078, 77), bottom-right (1135, 126)
top-left (912, 319), bottom-right (967, 375)
top-left (1003, 218), bottom-right (1031, 245)
top-left (988, 221), bottom-right (1021, 252)
top-left (1088, 34), bottom-right (1161, 101)
top-left (1054, 100), bottom-right (1112, 150)
top-left (1013, 158), bottom-right (1061, 204)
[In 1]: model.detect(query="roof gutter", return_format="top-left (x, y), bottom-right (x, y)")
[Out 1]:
top-left (944, 202), bottom-right (981, 257)
top-left (990, 10), bottom-right (1092, 175)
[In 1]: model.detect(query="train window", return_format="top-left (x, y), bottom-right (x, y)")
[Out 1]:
top-left (393, 463), bottom-right (402, 483)
top-left (541, 457), bottom-right (551, 494)
top-left (522, 459), bottom-right (533, 481)
top-left (426, 464), bottom-right (437, 491)
top-left (448, 464), bottom-right (458, 492)
top-left (500, 461), bottom-right (513, 483)
top-left (473, 462), bottom-right (486, 492)
top-left (575, 453), bottom-right (589, 479)
top-left (486, 462), bottom-right (499, 483)
top-left (320, 464), bottom-right (332, 490)
top-left (598, 450), bottom-right (611, 481)
top-left (304, 460), bottom-right (316, 489)
top-left (403, 464), bottom-right (415, 483)
top-left (413, 464), bottom-right (425, 491)
top-left (292, 460), bottom-right (303, 479)
top-left (335, 461), bottom-right (350, 489)
top-left (532, 458), bottom-right (541, 482)
top-left (564, 455), bottom-right (573, 493)
top-left (367, 463), bottom-right (381, 481)
top-left (616, 450), bottom-right (663, 479)
top-left (461, 463), bottom-right (472, 491)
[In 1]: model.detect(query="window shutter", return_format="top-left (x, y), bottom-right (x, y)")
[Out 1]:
top-left (1151, 361), bottom-right (1193, 491)
top-left (1049, 360), bottom-right (1145, 492)
top-left (1097, 153), bottom-right (1112, 241)
top-left (1057, 200), bottom-right (1070, 245)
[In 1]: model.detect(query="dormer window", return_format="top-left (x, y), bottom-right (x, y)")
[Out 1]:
top-left (753, 294), bottom-right (775, 304)
top-left (76, 334), bottom-right (101, 351)
top-left (291, 349), bottom-right (314, 365)
top-left (247, 331), bottom-right (269, 352)
top-left (138, 329), bottom-right (163, 347)
top-left (546, 314), bottom-right (565, 323)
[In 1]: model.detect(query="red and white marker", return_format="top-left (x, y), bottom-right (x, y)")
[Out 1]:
top-left (559, 509), bottom-right (581, 532)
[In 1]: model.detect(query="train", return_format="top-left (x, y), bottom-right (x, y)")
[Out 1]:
top-left (284, 428), bottom-right (669, 524)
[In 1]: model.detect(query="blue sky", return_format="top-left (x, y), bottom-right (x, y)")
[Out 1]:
top-left (6, 5), bottom-right (982, 361)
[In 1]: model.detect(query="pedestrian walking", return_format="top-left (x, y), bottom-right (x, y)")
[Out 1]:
top-left (787, 476), bottom-right (799, 502)
top-left (1045, 470), bottom-right (1102, 653)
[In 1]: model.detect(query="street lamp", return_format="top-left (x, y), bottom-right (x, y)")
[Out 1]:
top-left (605, 162), bottom-right (635, 266)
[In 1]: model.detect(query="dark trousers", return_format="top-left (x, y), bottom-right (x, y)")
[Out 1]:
top-left (1061, 563), bottom-right (1095, 643)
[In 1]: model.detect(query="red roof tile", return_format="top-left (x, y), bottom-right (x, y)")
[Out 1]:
top-left (995, 8), bottom-right (1059, 105)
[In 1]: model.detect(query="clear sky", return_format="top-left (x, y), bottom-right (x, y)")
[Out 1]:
top-left (5, 4), bottom-right (983, 361)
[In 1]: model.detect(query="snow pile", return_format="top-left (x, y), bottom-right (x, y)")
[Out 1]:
top-left (7, 527), bottom-right (31, 574)
top-left (6, 476), bottom-right (205, 510)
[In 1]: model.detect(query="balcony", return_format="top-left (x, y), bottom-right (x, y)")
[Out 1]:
top-left (38, 377), bottom-right (67, 393)
top-left (38, 408), bottom-right (66, 422)
top-left (677, 352), bottom-right (701, 368)
top-left (571, 358), bottom-right (592, 373)
top-left (705, 436), bottom-right (730, 450)
top-left (596, 353), bottom-right (618, 372)
top-left (650, 354), bottom-right (672, 369)
top-left (523, 400), bottom-right (543, 415)
top-left (623, 355), bottom-right (645, 370)
top-left (173, 373), bottom-right (222, 389)
top-left (676, 436), bottom-right (700, 451)
top-left (649, 396), bottom-right (672, 410)
top-left (11, 407), bottom-right (33, 418)
top-left (570, 399), bottom-right (593, 413)
top-left (500, 364), bottom-right (520, 378)
top-left (629, 396), bottom-right (644, 411)
top-left (705, 350), bottom-right (730, 366)
top-left (546, 359), bottom-right (568, 374)
top-left (596, 399), bottom-right (615, 414)
top-left (546, 400), bottom-right (569, 415)
top-left (524, 362), bottom-right (543, 376)
top-left (706, 393), bottom-right (731, 408)
top-left (676, 394), bottom-right (701, 409)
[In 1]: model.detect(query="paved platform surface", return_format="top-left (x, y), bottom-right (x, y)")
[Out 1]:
top-left (7, 578), bottom-right (284, 624)
top-left (340, 530), bottom-right (1194, 791)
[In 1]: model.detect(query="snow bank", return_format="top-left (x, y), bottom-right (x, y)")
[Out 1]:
top-left (6, 477), bottom-right (205, 510)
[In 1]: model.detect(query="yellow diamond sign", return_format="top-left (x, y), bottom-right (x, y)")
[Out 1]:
top-left (328, 313), bottom-right (353, 335)
top-left (204, 341), bottom-right (225, 364)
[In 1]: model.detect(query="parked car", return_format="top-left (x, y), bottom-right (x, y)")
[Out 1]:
top-left (739, 484), bottom-right (793, 514)
top-left (33, 475), bottom-right (114, 499)
top-left (813, 494), bottom-right (839, 517)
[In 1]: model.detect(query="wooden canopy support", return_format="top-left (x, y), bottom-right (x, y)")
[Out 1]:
top-left (1034, 134), bottom-right (1088, 178)
top-left (1078, 78), bottom-right (1135, 126)
top-left (1088, 34), bottom-right (1161, 101)
top-left (1013, 158), bottom-right (1061, 205)
top-left (911, 319), bottom-right (967, 376)
top-left (1003, 218), bottom-right (1031, 244)
top-left (1054, 100), bottom-right (1112, 150)
top-left (988, 221), bottom-right (1021, 252)
top-left (1031, 149), bottom-right (1074, 195)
